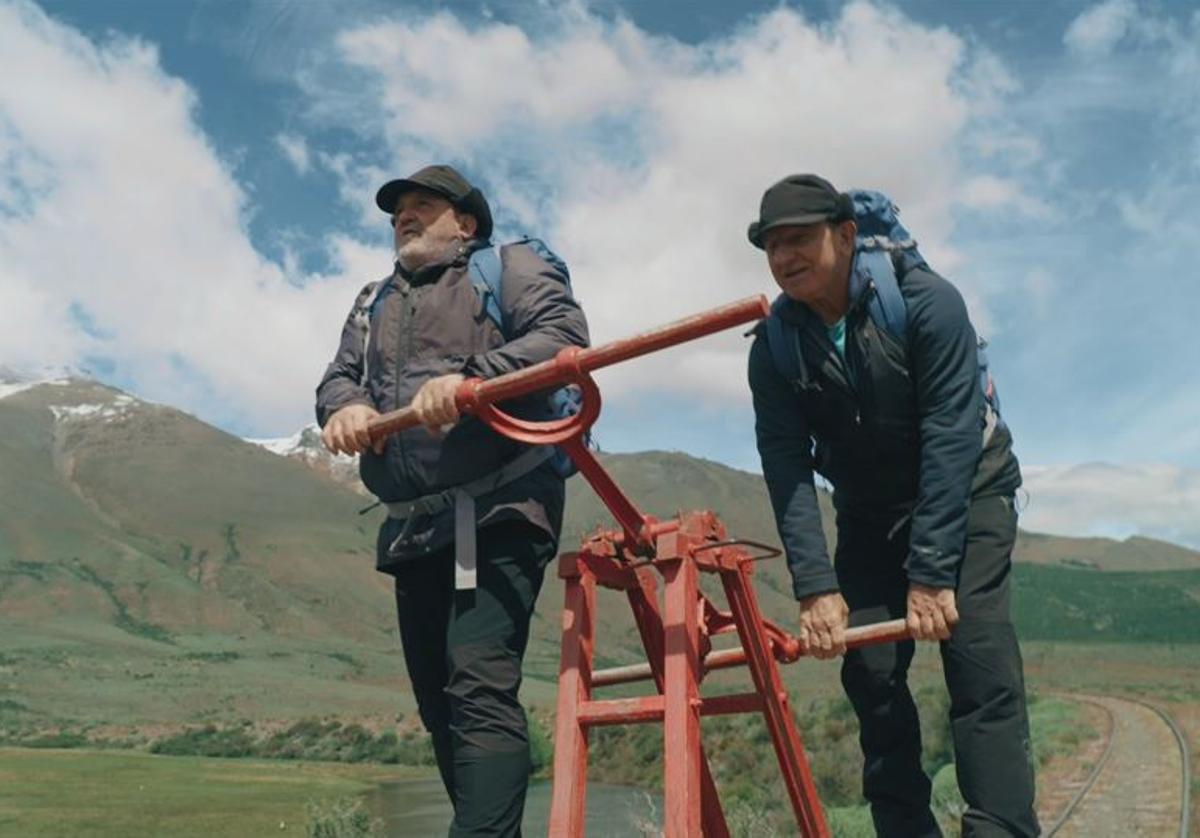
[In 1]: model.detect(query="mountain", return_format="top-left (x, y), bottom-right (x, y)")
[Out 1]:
top-left (247, 424), bottom-right (368, 496)
top-left (250, 425), bottom-right (1200, 575)
top-left (559, 451), bottom-right (1200, 573)
top-left (2, 381), bottom-right (1197, 733)
top-left (0, 376), bottom-right (403, 728)
top-left (0, 377), bottom-right (391, 636)
top-left (1014, 530), bottom-right (1200, 571)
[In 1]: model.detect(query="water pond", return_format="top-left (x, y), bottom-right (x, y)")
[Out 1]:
top-left (365, 776), bottom-right (660, 836)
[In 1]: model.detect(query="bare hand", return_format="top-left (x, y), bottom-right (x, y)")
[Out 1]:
top-left (906, 583), bottom-right (959, 641)
top-left (411, 374), bottom-right (466, 433)
top-left (798, 592), bottom-right (849, 660)
top-left (322, 403), bottom-right (383, 456)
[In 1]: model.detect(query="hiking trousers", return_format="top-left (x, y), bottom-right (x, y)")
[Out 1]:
top-left (392, 520), bottom-right (556, 838)
top-left (836, 494), bottom-right (1040, 838)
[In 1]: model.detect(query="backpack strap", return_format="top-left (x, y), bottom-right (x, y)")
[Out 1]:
top-left (356, 277), bottom-right (393, 386)
top-left (384, 443), bottom-right (556, 590)
top-left (863, 248), bottom-right (1006, 438)
top-left (856, 248), bottom-right (908, 339)
top-left (764, 296), bottom-right (816, 391)
top-left (465, 239), bottom-right (591, 479)
top-left (466, 238), bottom-right (575, 338)
top-left (467, 244), bottom-right (506, 336)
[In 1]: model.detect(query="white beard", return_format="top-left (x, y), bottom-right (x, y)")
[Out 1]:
top-left (395, 229), bottom-right (464, 273)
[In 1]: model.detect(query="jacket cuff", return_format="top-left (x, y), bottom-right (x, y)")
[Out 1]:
top-left (791, 570), bottom-right (840, 601)
top-left (904, 553), bottom-right (959, 590)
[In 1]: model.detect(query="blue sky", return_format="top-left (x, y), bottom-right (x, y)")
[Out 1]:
top-left (2, 0), bottom-right (1198, 546)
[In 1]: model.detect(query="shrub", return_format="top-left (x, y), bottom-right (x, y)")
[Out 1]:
top-left (150, 725), bottom-right (255, 757)
top-left (181, 651), bottom-right (242, 663)
top-left (1028, 694), bottom-right (1093, 766)
top-left (825, 805), bottom-right (874, 837)
top-left (22, 731), bottom-right (89, 749)
top-left (527, 710), bottom-right (554, 777)
top-left (304, 796), bottom-right (382, 838)
top-left (931, 762), bottom-right (966, 832)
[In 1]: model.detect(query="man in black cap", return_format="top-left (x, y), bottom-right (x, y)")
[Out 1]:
top-left (746, 174), bottom-right (1039, 837)
top-left (316, 164), bottom-right (589, 836)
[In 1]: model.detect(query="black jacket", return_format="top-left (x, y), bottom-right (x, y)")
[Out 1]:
top-left (748, 264), bottom-right (1021, 599)
top-left (316, 240), bottom-right (590, 565)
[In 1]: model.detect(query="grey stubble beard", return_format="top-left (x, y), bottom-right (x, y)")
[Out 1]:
top-left (395, 230), bottom-right (464, 273)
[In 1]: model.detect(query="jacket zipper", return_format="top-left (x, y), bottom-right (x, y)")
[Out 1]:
top-left (803, 281), bottom-right (876, 425)
top-left (393, 278), bottom-right (412, 469)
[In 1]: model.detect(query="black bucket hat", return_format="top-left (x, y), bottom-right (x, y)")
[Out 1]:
top-left (375, 164), bottom-right (494, 241)
top-left (748, 173), bottom-right (854, 249)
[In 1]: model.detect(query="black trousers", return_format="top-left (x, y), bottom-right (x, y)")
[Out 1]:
top-left (392, 520), bottom-right (556, 838)
top-left (836, 495), bottom-right (1040, 838)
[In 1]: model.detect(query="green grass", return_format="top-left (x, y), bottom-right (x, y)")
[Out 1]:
top-left (920, 694), bottom-right (1102, 836)
top-left (1022, 642), bottom-right (1200, 699)
top-left (0, 747), bottom-right (423, 837)
top-left (181, 719), bottom-right (436, 766)
top-left (0, 718), bottom-right (438, 769)
top-left (582, 686), bottom-right (1097, 836)
top-left (1011, 565), bottom-right (1200, 643)
top-left (1027, 694), bottom-right (1096, 765)
top-left (0, 629), bottom-right (415, 731)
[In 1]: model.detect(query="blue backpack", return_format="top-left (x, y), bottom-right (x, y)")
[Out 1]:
top-left (465, 238), bottom-right (592, 479)
top-left (360, 237), bottom-right (590, 479)
top-left (764, 190), bottom-right (1003, 435)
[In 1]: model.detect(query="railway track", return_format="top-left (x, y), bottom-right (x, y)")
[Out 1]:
top-left (1042, 698), bottom-right (1117, 836)
top-left (1044, 694), bottom-right (1190, 838)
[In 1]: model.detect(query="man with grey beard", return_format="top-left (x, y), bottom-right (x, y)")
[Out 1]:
top-left (316, 164), bottom-right (589, 836)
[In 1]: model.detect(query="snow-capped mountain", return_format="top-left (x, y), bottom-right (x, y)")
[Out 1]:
top-left (0, 367), bottom-right (72, 401)
top-left (247, 423), bottom-right (367, 495)
top-left (0, 370), bottom-right (167, 429)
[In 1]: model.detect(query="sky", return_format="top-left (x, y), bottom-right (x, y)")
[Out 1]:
top-left (1, 0), bottom-right (1198, 547)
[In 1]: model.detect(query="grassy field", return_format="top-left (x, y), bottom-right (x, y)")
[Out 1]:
top-left (0, 691), bottom-right (1099, 838)
top-left (1022, 641), bottom-right (1200, 700)
top-left (580, 689), bottom-right (1099, 837)
top-left (3, 390), bottom-right (1196, 834)
top-left (1012, 566), bottom-right (1200, 643)
top-left (0, 747), bottom-right (419, 837)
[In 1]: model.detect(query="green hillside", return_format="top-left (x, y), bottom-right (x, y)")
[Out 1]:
top-left (1014, 529), bottom-right (1200, 571)
top-left (0, 381), bottom-right (406, 729)
top-left (563, 451), bottom-right (1200, 573)
top-left (2, 381), bottom-right (1197, 736)
top-left (0, 380), bottom-right (388, 639)
top-left (1012, 565), bottom-right (1200, 643)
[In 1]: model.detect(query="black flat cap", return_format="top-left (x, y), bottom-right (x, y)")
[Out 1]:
top-left (375, 164), bottom-right (494, 241)
top-left (747, 173), bottom-right (853, 249)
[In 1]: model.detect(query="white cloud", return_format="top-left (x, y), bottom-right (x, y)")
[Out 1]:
top-left (1021, 463), bottom-right (1200, 549)
top-left (275, 131), bottom-right (311, 174)
top-left (0, 0), bottom-right (380, 433)
top-left (1064, 0), bottom-right (1137, 57)
top-left (959, 174), bottom-right (1051, 218)
top-left (11, 0), bottom-right (1034, 432)
top-left (305, 2), bottom-right (1028, 403)
top-left (333, 12), bottom-right (652, 155)
top-left (21, 0), bottom-right (1193, 488)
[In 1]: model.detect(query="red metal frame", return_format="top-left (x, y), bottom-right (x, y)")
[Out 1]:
top-left (548, 497), bottom-right (834, 836)
top-left (472, 373), bottom-right (906, 836)
top-left (367, 296), bottom-right (912, 835)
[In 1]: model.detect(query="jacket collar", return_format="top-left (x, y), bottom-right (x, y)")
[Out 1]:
top-left (394, 238), bottom-right (485, 286)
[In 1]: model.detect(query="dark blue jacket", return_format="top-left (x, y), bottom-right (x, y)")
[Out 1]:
top-left (748, 265), bottom-right (1021, 599)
